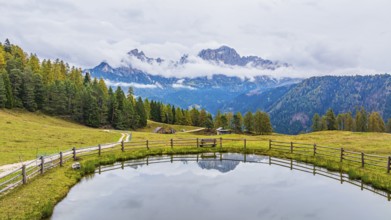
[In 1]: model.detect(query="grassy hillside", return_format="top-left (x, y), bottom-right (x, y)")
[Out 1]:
top-left (0, 110), bottom-right (122, 166)
top-left (130, 130), bottom-right (391, 155)
top-left (135, 120), bottom-right (202, 133)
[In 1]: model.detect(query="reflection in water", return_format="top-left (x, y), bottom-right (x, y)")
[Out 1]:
top-left (53, 153), bottom-right (391, 220)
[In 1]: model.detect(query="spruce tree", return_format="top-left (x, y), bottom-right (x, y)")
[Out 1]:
top-left (243, 111), bottom-right (254, 133)
top-left (0, 73), bottom-right (6, 108)
top-left (232, 112), bottom-right (243, 133)
top-left (214, 110), bottom-right (222, 128)
top-left (355, 107), bottom-right (368, 132)
top-left (260, 112), bottom-right (272, 134)
top-left (136, 97), bottom-right (147, 128)
top-left (345, 112), bottom-right (354, 131)
top-left (253, 110), bottom-right (262, 135)
top-left (368, 112), bottom-right (385, 132)
top-left (311, 113), bottom-right (322, 131)
top-left (386, 119), bottom-right (391, 133)
top-left (2, 70), bottom-right (14, 108)
top-left (9, 69), bottom-right (23, 107)
top-left (21, 70), bottom-right (37, 111)
top-left (325, 109), bottom-right (337, 130)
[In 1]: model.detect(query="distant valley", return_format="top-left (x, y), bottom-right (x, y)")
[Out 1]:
top-left (87, 46), bottom-right (391, 134)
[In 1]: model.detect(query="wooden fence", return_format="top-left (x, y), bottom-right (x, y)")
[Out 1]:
top-left (1, 138), bottom-right (391, 196)
top-left (0, 138), bottom-right (250, 196)
top-left (269, 140), bottom-right (391, 173)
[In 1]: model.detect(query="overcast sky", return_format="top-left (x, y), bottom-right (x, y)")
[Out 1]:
top-left (1, 0), bottom-right (391, 77)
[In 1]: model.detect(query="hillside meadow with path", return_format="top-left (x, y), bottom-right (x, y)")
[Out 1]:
top-left (1, 110), bottom-right (391, 219)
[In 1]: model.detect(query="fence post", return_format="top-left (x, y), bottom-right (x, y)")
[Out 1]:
top-left (60, 152), bottom-right (63, 167)
top-left (72, 147), bottom-right (76, 161)
top-left (121, 140), bottom-right (124, 152)
top-left (244, 139), bottom-right (247, 151)
top-left (22, 164), bottom-right (27, 184)
top-left (361, 152), bottom-right (364, 168)
top-left (40, 156), bottom-right (44, 174)
top-left (146, 140), bottom-right (149, 150)
top-left (269, 140), bottom-right (272, 150)
top-left (290, 142), bottom-right (293, 153)
top-left (170, 139), bottom-right (173, 149)
top-left (340, 148), bottom-right (344, 162)
top-left (313, 144), bottom-right (317, 157)
top-left (388, 156), bottom-right (391, 174)
top-left (98, 144), bottom-right (101, 156)
top-left (220, 137), bottom-right (223, 149)
top-left (196, 138), bottom-right (199, 148)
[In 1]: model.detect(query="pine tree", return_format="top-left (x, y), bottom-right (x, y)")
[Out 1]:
top-left (220, 114), bottom-right (228, 129)
top-left (325, 109), bottom-right (337, 130)
top-left (205, 113), bottom-right (214, 129)
top-left (386, 119), bottom-right (391, 133)
top-left (253, 110), bottom-right (262, 135)
top-left (27, 54), bottom-right (40, 74)
top-left (136, 97), bottom-right (147, 128)
top-left (190, 107), bottom-right (200, 126)
top-left (355, 107), bottom-right (368, 132)
top-left (232, 112), bottom-right (243, 133)
top-left (9, 69), bottom-right (23, 107)
top-left (81, 87), bottom-right (100, 127)
top-left (0, 73), bottom-right (6, 108)
top-left (144, 98), bottom-right (151, 119)
top-left (199, 109), bottom-right (208, 127)
top-left (33, 74), bottom-right (45, 110)
top-left (107, 87), bottom-right (117, 125)
top-left (83, 72), bottom-right (92, 86)
top-left (214, 110), bottom-right (222, 128)
top-left (226, 112), bottom-right (234, 129)
top-left (21, 70), bottom-right (37, 111)
top-left (345, 112), bottom-right (354, 131)
top-left (368, 112), bottom-right (385, 132)
top-left (243, 111), bottom-right (253, 133)
top-left (260, 112), bottom-right (272, 134)
top-left (0, 51), bottom-right (5, 70)
top-left (4, 39), bottom-right (11, 53)
top-left (311, 113), bottom-right (322, 131)
top-left (2, 71), bottom-right (13, 108)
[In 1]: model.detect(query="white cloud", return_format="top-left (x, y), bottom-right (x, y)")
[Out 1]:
top-left (104, 79), bottom-right (158, 89)
top-left (1, 0), bottom-right (390, 77)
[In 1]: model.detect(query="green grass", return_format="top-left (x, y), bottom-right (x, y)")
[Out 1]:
top-left (1, 144), bottom-right (391, 219)
top-left (130, 130), bottom-right (391, 155)
top-left (1, 110), bottom-right (391, 219)
top-left (0, 109), bottom-right (122, 166)
top-left (135, 120), bottom-right (202, 133)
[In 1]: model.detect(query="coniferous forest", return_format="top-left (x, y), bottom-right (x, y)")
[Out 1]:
top-left (0, 39), bottom-right (273, 133)
top-left (0, 39), bottom-right (190, 130)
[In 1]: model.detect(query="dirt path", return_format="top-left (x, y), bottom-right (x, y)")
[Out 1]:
top-left (0, 132), bottom-right (130, 178)
top-left (180, 128), bottom-right (206, 133)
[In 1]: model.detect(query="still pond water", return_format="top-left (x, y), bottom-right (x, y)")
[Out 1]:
top-left (52, 154), bottom-right (391, 220)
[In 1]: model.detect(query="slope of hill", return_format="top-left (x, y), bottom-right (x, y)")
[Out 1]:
top-left (268, 75), bottom-right (391, 134)
top-left (0, 110), bottom-right (122, 166)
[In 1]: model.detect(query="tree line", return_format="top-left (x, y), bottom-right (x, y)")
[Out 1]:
top-left (0, 39), bottom-right (153, 129)
top-left (312, 107), bottom-right (391, 133)
top-left (214, 110), bottom-right (272, 134)
top-left (0, 39), bottom-right (273, 134)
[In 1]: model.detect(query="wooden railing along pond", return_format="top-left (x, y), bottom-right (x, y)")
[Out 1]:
top-left (269, 140), bottom-right (391, 173)
top-left (1, 138), bottom-right (390, 196)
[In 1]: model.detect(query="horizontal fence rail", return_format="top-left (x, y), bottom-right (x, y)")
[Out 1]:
top-left (269, 140), bottom-right (391, 173)
top-left (1, 137), bottom-right (391, 196)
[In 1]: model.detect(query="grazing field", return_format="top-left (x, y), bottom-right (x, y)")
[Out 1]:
top-left (131, 129), bottom-right (391, 155)
top-left (1, 111), bottom-right (391, 219)
top-left (135, 120), bottom-right (202, 133)
top-left (0, 110), bottom-right (122, 166)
